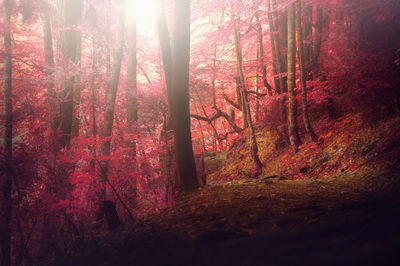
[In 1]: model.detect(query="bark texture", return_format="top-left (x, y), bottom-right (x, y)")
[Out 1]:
top-left (100, 0), bottom-right (126, 192)
top-left (287, 3), bottom-right (300, 153)
top-left (296, 0), bottom-right (318, 142)
top-left (1, 1), bottom-right (13, 265)
top-left (59, 0), bottom-right (82, 147)
top-left (172, 0), bottom-right (199, 191)
top-left (127, 3), bottom-right (138, 158)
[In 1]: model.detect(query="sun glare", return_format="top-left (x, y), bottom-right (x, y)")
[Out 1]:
top-left (126, 0), bottom-right (157, 22)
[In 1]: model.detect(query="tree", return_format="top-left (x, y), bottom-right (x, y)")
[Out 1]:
top-left (58, 0), bottom-right (82, 147)
top-left (100, 0), bottom-right (126, 197)
top-left (156, 0), bottom-right (173, 110)
top-left (1, 1), bottom-right (13, 265)
top-left (287, 3), bottom-right (300, 153)
top-left (296, 0), bottom-right (318, 142)
top-left (126, 0), bottom-right (138, 201)
top-left (171, 0), bottom-right (199, 191)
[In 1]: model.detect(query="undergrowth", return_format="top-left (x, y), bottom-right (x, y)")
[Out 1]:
top-left (209, 113), bottom-right (400, 184)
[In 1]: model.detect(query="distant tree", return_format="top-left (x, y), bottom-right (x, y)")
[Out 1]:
top-left (126, 0), bottom-right (138, 201)
top-left (100, 0), bottom-right (126, 197)
top-left (287, 3), bottom-right (300, 153)
top-left (156, 0), bottom-right (173, 111)
top-left (58, 0), bottom-right (82, 147)
top-left (296, 0), bottom-right (318, 142)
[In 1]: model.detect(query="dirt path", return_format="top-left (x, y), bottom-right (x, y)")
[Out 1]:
top-left (58, 171), bottom-right (400, 266)
top-left (146, 172), bottom-right (399, 236)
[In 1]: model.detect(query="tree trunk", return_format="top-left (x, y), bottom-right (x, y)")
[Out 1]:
top-left (100, 0), bottom-right (126, 197)
top-left (126, 2), bottom-right (138, 204)
top-left (91, 34), bottom-right (97, 141)
top-left (1, 1), bottom-right (13, 265)
top-left (243, 92), bottom-right (263, 177)
top-left (171, 0), bottom-right (199, 192)
top-left (40, 0), bottom-right (59, 178)
top-left (267, 0), bottom-right (282, 93)
top-left (303, 3), bottom-right (313, 76)
top-left (156, 0), bottom-right (173, 111)
top-left (312, 5), bottom-right (323, 77)
top-left (270, 0), bottom-right (288, 136)
top-left (296, 0), bottom-right (318, 142)
top-left (277, 2), bottom-right (288, 93)
top-left (127, 3), bottom-right (138, 159)
top-left (287, 3), bottom-right (300, 153)
top-left (59, 0), bottom-right (82, 147)
top-left (255, 12), bottom-right (272, 95)
top-left (231, 11), bottom-right (248, 128)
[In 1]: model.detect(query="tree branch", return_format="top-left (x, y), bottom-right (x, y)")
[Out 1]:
top-left (246, 90), bottom-right (268, 98)
top-left (223, 93), bottom-right (242, 110)
top-left (239, 10), bottom-right (262, 38)
top-left (191, 108), bottom-right (243, 133)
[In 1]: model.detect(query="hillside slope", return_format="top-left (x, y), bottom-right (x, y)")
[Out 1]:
top-left (49, 114), bottom-right (400, 266)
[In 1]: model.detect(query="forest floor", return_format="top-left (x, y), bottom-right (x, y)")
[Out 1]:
top-left (55, 114), bottom-right (400, 266)
top-left (57, 167), bottom-right (400, 266)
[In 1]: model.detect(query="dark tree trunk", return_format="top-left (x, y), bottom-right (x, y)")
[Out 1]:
top-left (243, 92), bottom-right (263, 177)
top-left (267, 0), bottom-right (282, 93)
top-left (127, 3), bottom-right (138, 159)
top-left (126, 3), bottom-right (138, 203)
top-left (1, 1), bottom-right (13, 265)
top-left (255, 12), bottom-right (273, 95)
top-left (91, 34), bottom-right (97, 141)
top-left (96, 201), bottom-right (121, 230)
top-left (296, 0), bottom-right (318, 142)
top-left (171, 0), bottom-right (199, 192)
top-left (303, 3), bottom-right (313, 75)
top-left (312, 5), bottom-right (323, 76)
top-left (59, 0), bottom-right (82, 147)
top-left (100, 0), bottom-right (126, 197)
top-left (270, 0), bottom-right (288, 135)
top-left (156, 0), bottom-right (173, 110)
top-left (231, 11), bottom-right (247, 128)
top-left (40, 0), bottom-right (59, 166)
top-left (287, 3), bottom-right (300, 153)
top-left (278, 3), bottom-right (288, 93)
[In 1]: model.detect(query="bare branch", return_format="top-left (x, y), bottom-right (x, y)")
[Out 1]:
top-left (223, 93), bottom-right (241, 110)
top-left (246, 90), bottom-right (268, 98)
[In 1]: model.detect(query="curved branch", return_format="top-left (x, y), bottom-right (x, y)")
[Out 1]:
top-left (239, 10), bottom-right (263, 38)
top-left (246, 90), bottom-right (268, 98)
top-left (191, 108), bottom-right (243, 133)
top-left (223, 93), bottom-right (241, 110)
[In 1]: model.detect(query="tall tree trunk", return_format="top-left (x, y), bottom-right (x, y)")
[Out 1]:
top-left (126, 2), bottom-right (138, 203)
top-left (297, 0), bottom-right (318, 142)
top-left (312, 5), bottom-right (323, 77)
top-left (255, 48), bottom-right (260, 122)
top-left (40, 0), bottom-right (59, 172)
top-left (287, 3), bottom-right (300, 153)
top-left (231, 11), bottom-right (248, 128)
top-left (171, 0), bottom-right (199, 191)
top-left (231, 6), bottom-right (263, 175)
top-left (127, 2), bottom-right (138, 158)
top-left (40, 0), bottom-right (56, 129)
top-left (156, 0), bottom-right (173, 111)
top-left (100, 0), bottom-right (126, 197)
top-left (255, 12), bottom-right (272, 95)
top-left (59, 0), bottom-right (82, 147)
top-left (1, 1), bottom-right (13, 265)
top-left (91, 35), bottom-right (97, 141)
top-left (267, 0), bottom-right (282, 93)
top-left (303, 3), bottom-right (313, 76)
top-left (243, 92), bottom-right (263, 177)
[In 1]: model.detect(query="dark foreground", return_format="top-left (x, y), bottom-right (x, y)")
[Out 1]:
top-left (51, 187), bottom-right (400, 266)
